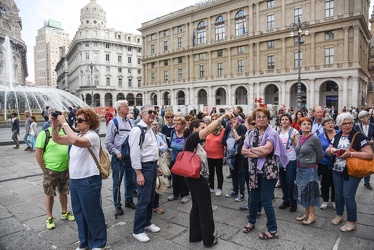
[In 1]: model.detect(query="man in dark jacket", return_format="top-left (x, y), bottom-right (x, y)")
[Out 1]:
top-left (11, 112), bottom-right (20, 149)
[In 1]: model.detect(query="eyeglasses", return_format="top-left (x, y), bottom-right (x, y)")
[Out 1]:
top-left (147, 110), bottom-right (157, 115)
top-left (256, 116), bottom-right (268, 120)
top-left (250, 123), bottom-right (256, 126)
top-left (174, 122), bottom-right (181, 125)
top-left (186, 119), bottom-right (192, 122)
top-left (341, 122), bottom-right (353, 126)
top-left (166, 116), bottom-right (174, 119)
top-left (76, 118), bottom-right (86, 124)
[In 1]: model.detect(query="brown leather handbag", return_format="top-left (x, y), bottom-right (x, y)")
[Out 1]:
top-left (346, 133), bottom-right (374, 178)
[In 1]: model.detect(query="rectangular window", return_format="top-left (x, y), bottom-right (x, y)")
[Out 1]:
top-left (164, 70), bottom-right (168, 80)
top-left (128, 47), bottom-right (132, 52)
top-left (294, 51), bottom-right (303, 67)
top-left (238, 46), bottom-right (244, 54)
top-left (267, 40), bottom-right (275, 49)
top-left (267, 55), bottom-right (275, 69)
top-left (150, 44), bottom-right (155, 55)
top-left (85, 53), bottom-right (89, 60)
top-left (164, 30), bottom-right (168, 36)
top-left (128, 57), bottom-right (132, 63)
top-left (325, 47), bottom-right (334, 65)
top-left (150, 33), bottom-right (155, 40)
top-left (106, 78), bottom-right (110, 86)
top-left (325, 31), bottom-right (334, 40)
top-left (177, 37), bottom-right (182, 48)
top-left (151, 73), bottom-right (155, 83)
top-left (178, 57), bottom-right (183, 63)
top-left (217, 50), bottom-right (223, 57)
top-left (106, 66), bottom-right (110, 72)
top-left (106, 43), bottom-right (110, 49)
top-left (127, 37), bottom-right (131, 42)
top-left (85, 43), bottom-right (89, 47)
top-left (137, 58), bottom-right (141, 64)
top-left (118, 79), bottom-right (122, 87)
top-left (138, 79), bottom-right (141, 87)
top-left (178, 68), bottom-right (183, 79)
top-left (164, 41), bottom-right (168, 51)
top-left (138, 69), bottom-right (141, 74)
top-left (118, 67), bottom-right (122, 73)
top-left (267, 14), bottom-right (275, 30)
top-left (94, 42), bottom-right (98, 47)
top-left (199, 65), bottom-right (205, 77)
top-left (151, 62), bottom-right (155, 68)
top-left (118, 35), bottom-right (121, 40)
top-left (325, 0), bottom-right (334, 18)
top-left (177, 26), bottom-right (183, 32)
top-left (294, 7), bottom-right (302, 23)
top-left (128, 68), bottom-right (132, 73)
top-left (118, 55), bottom-right (122, 62)
top-left (238, 59), bottom-right (244, 73)
top-left (218, 62), bottom-right (223, 75)
top-left (164, 60), bottom-right (168, 66)
top-left (199, 53), bottom-right (205, 60)
top-left (267, 0), bottom-right (274, 8)
top-left (105, 54), bottom-right (110, 62)
top-left (128, 78), bottom-right (132, 87)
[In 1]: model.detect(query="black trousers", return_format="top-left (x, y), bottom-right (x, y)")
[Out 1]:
top-left (170, 161), bottom-right (189, 197)
top-left (319, 163), bottom-right (335, 202)
top-left (208, 158), bottom-right (223, 190)
top-left (185, 176), bottom-right (215, 246)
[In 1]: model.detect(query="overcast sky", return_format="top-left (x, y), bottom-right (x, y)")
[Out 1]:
top-left (14, 0), bottom-right (374, 83)
top-left (16, 0), bottom-right (197, 83)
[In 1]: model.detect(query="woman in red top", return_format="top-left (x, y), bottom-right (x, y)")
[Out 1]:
top-left (291, 111), bottom-right (303, 131)
top-left (204, 114), bottom-right (225, 196)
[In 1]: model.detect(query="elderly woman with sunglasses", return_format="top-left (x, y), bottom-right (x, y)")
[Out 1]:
top-left (326, 113), bottom-right (373, 232)
top-left (241, 107), bottom-right (289, 240)
top-left (51, 108), bottom-right (106, 250)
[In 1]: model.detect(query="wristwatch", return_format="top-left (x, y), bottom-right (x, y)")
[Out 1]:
top-left (62, 122), bottom-right (69, 127)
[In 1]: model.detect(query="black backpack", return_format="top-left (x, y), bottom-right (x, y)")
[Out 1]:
top-left (43, 128), bottom-right (66, 153)
top-left (121, 125), bottom-right (146, 167)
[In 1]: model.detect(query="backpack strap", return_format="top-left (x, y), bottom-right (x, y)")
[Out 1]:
top-left (278, 127), bottom-right (294, 149)
top-left (43, 128), bottom-right (66, 153)
top-left (136, 125), bottom-right (146, 147)
top-left (113, 117), bottom-right (132, 137)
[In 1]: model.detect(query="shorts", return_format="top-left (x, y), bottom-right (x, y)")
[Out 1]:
top-left (43, 169), bottom-right (70, 196)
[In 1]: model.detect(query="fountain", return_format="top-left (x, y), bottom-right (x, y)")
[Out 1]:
top-left (0, 35), bottom-right (89, 122)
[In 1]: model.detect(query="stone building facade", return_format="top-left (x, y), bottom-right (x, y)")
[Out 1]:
top-left (56, 0), bottom-right (143, 107)
top-left (0, 0), bottom-right (28, 85)
top-left (139, 0), bottom-right (370, 112)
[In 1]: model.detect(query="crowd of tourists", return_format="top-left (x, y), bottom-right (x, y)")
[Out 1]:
top-left (9, 102), bottom-right (374, 249)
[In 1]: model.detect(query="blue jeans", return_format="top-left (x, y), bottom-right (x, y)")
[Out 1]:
top-left (70, 175), bottom-right (107, 249)
top-left (111, 155), bottom-right (136, 207)
top-left (24, 132), bottom-right (30, 147)
top-left (333, 172), bottom-right (361, 222)
top-left (29, 135), bottom-right (36, 150)
top-left (279, 160), bottom-right (297, 205)
top-left (364, 175), bottom-right (370, 184)
top-left (230, 156), bottom-right (245, 196)
top-left (248, 174), bottom-right (277, 232)
top-left (133, 161), bottom-right (157, 234)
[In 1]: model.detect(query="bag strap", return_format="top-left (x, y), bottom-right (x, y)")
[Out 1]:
top-left (87, 143), bottom-right (100, 170)
top-left (349, 132), bottom-right (360, 151)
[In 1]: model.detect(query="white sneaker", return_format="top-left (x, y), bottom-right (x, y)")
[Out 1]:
top-left (92, 248), bottom-right (103, 250)
top-left (332, 202), bottom-right (336, 210)
top-left (145, 223), bottom-right (161, 233)
top-left (181, 196), bottom-right (190, 204)
top-left (75, 247), bottom-right (88, 250)
top-left (210, 188), bottom-right (215, 193)
top-left (167, 194), bottom-right (178, 201)
top-left (133, 232), bottom-right (150, 242)
top-left (215, 189), bottom-right (222, 196)
top-left (320, 201), bottom-right (328, 210)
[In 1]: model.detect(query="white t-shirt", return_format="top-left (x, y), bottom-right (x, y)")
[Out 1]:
top-left (69, 130), bottom-right (100, 179)
top-left (279, 128), bottom-right (298, 161)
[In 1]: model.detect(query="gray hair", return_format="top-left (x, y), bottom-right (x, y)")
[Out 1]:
top-left (358, 110), bottom-right (369, 119)
top-left (321, 117), bottom-right (334, 126)
top-left (335, 113), bottom-right (354, 127)
top-left (140, 105), bottom-right (154, 114)
top-left (114, 100), bottom-right (128, 110)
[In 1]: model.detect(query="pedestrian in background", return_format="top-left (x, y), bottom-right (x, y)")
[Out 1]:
top-left (23, 110), bottom-right (32, 151)
top-left (11, 112), bottom-right (20, 149)
top-left (29, 116), bottom-right (38, 153)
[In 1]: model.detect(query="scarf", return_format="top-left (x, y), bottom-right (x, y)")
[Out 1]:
top-left (212, 125), bottom-right (223, 136)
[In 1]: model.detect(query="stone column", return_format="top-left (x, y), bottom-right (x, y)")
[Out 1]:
top-left (249, 43), bottom-right (254, 75)
top-left (256, 3), bottom-right (260, 35)
top-left (343, 27), bottom-right (349, 66)
top-left (281, 80), bottom-right (286, 107)
top-left (256, 42), bottom-right (260, 74)
top-left (310, 33), bottom-right (315, 70)
top-left (228, 85), bottom-right (232, 106)
top-left (248, 4), bottom-right (253, 35)
top-left (281, 0), bottom-right (286, 28)
top-left (353, 26), bottom-right (359, 65)
top-left (228, 48), bottom-right (232, 77)
top-left (351, 76), bottom-right (358, 107)
top-left (227, 11), bottom-right (231, 39)
top-left (342, 76), bottom-right (348, 108)
top-left (310, 0), bottom-right (315, 24)
top-left (249, 81), bottom-right (254, 111)
top-left (281, 38), bottom-right (286, 73)
top-left (309, 78), bottom-right (315, 109)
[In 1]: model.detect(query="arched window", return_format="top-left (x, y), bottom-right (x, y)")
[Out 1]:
top-left (197, 21), bottom-right (206, 45)
top-left (235, 10), bottom-right (246, 36)
top-left (215, 16), bottom-right (225, 40)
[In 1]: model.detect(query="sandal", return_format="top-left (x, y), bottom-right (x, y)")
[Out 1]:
top-left (259, 231), bottom-right (279, 240)
top-left (242, 224), bottom-right (255, 234)
top-left (302, 216), bottom-right (316, 225)
top-left (340, 222), bottom-right (357, 232)
top-left (296, 214), bottom-right (308, 221)
top-left (331, 215), bottom-right (344, 225)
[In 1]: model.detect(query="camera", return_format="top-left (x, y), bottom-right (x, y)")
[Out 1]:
top-left (51, 111), bottom-right (62, 118)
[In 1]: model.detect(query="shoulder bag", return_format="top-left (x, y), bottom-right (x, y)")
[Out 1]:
top-left (171, 144), bottom-right (201, 179)
top-left (88, 142), bottom-right (111, 179)
top-left (346, 132), bottom-right (374, 178)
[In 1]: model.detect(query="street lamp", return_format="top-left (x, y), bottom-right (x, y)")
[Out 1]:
top-left (88, 62), bottom-right (95, 107)
top-left (289, 17), bottom-right (309, 109)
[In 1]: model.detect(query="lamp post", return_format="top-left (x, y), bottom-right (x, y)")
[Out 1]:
top-left (289, 17), bottom-right (309, 109)
top-left (88, 62), bottom-right (95, 107)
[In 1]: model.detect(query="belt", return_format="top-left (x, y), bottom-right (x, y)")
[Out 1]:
top-left (142, 160), bottom-right (157, 164)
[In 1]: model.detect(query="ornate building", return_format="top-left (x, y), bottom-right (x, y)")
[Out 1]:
top-left (368, 6), bottom-right (374, 107)
top-left (56, 0), bottom-right (143, 107)
top-left (139, 0), bottom-right (370, 112)
top-left (0, 0), bottom-right (28, 85)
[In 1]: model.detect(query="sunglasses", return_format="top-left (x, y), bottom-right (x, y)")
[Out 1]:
top-left (76, 118), bottom-right (86, 124)
top-left (250, 122), bottom-right (256, 126)
top-left (147, 110), bottom-right (157, 115)
top-left (166, 116), bottom-right (174, 119)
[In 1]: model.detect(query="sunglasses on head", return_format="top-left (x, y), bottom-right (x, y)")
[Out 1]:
top-left (76, 118), bottom-right (86, 124)
top-left (147, 110), bottom-right (157, 115)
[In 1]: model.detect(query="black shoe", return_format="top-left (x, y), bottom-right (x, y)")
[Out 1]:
top-left (133, 190), bottom-right (138, 197)
top-left (279, 202), bottom-right (290, 209)
top-left (125, 201), bottom-right (136, 209)
top-left (364, 183), bottom-right (373, 190)
top-left (115, 206), bottom-right (123, 215)
top-left (239, 204), bottom-right (249, 211)
top-left (13, 146), bottom-right (19, 149)
top-left (204, 236), bottom-right (218, 248)
top-left (290, 204), bottom-right (297, 212)
top-left (227, 173), bottom-right (232, 178)
top-left (24, 146), bottom-right (31, 151)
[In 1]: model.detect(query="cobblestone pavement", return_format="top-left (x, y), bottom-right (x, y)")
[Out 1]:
top-left (0, 136), bottom-right (373, 249)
